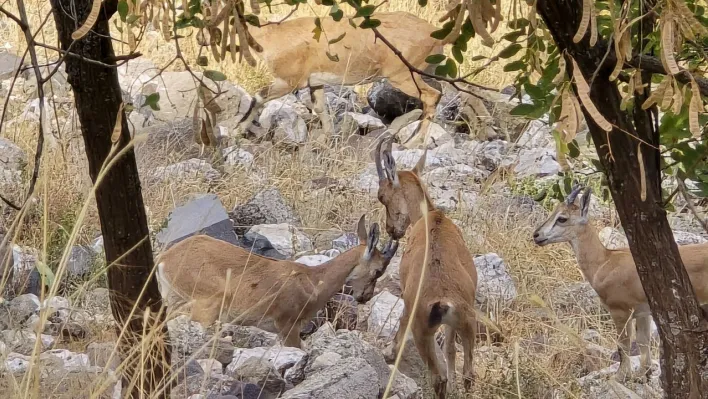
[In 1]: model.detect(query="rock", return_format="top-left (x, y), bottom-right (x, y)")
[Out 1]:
top-left (11, 245), bottom-right (42, 297)
top-left (229, 357), bottom-right (286, 398)
top-left (43, 295), bottom-right (70, 319)
top-left (42, 349), bottom-right (90, 371)
top-left (8, 293), bottom-right (40, 327)
top-left (570, 355), bottom-right (662, 399)
top-left (517, 119), bottom-right (552, 149)
top-left (133, 117), bottom-right (203, 167)
top-left (332, 233), bottom-right (359, 252)
top-left (82, 287), bottom-right (111, 316)
top-left (156, 194), bottom-right (238, 250)
top-left (295, 255), bottom-right (332, 267)
top-left (388, 367), bottom-right (420, 399)
top-left (673, 230), bottom-right (707, 245)
top-left (367, 80), bottom-right (423, 123)
top-left (377, 255), bottom-right (402, 296)
top-left (258, 98), bottom-right (308, 146)
top-left (244, 224), bottom-right (313, 258)
top-left (230, 188), bottom-right (300, 236)
top-left (305, 327), bottom-right (389, 392)
top-left (227, 325), bottom-right (280, 348)
top-left (512, 148), bottom-right (561, 177)
top-left (66, 246), bottom-right (95, 280)
top-left (197, 358), bottom-right (223, 376)
top-left (87, 342), bottom-right (120, 370)
top-left (168, 316), bottom-right (235, 365)
top-left (390, 149), bottom-right (444, 170)
top-left (474, 253), bottom-right (517, 309)
top-left (423, 164), bottom-right (487, 187)
top-left (0, 52), bottom-right (23, 80)
top-left (302, 293), bottom-right (359, 336)
top-left (0, 233), bottom-right (13, 297)
top-left (281, 357), bottom-right (380, 399)
top-left (150, 71), bottom-right (253, 125)
top-left (151, 158), bottom-right (221, 183)
top-left (474, 140), bottom-right (509, 171)
top-left (2, 329), bottom-right (44, 355)
top-left (227, 346), bottom-right (307, 385)
top-left (0, 138), bottom-right (27, 171)
top-left (223, 147), bottom-right (255, 168)
top-left (366, 290), bottom-right (404, 341)
top-left (342, 112), bottom-right (385, 132)
top-left (551, 282), bottom-right (603, 318)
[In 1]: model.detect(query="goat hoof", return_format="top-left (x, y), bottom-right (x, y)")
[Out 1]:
top-left (433, 376), bottom-right (447, 399)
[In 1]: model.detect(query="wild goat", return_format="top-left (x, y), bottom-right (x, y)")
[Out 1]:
top-left (375, 137), bottom-right (478, 397)
top-left (240, 12), bottom-right (446, 148)
top-left (156, 215), bottom-right (397, 348)
top-left (533, 186), bottom-right (708, 381)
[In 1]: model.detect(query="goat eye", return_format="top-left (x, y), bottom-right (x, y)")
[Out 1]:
top-left (557, 216), bottom-right (568, 223)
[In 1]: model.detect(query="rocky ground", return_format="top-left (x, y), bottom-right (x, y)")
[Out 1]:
top-left (1, 50), bottom-right (705, 398)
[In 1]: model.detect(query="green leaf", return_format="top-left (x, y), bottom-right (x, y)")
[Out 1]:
top-left (470, 55), bottom-right (486, 61)
top-left (502, 30), bottom-right (525, 42)
top-left (354, 5), bottom-right (376, 17)
top-left (118, 0), bottom-right (129, 22)
top-left (510, 102), bottom-right (546, 118)
top-left (312, 25), bottom-right (322, 41)
top-left (431, 21), bottom-right (454, 40)
top-left (35, 261), bottom-right (55, 288)
top-left (329, 32), bottom-right (346, 44)
top-left (127, 15), bottom-right (140, 25)
top-left (326, 51), bottom-right (340, 62)
top-left (507, 18), bottom-right (529, 29)
top-left (330, 5), bottom-right (344, 22)
top-left (568, 140), bottom-right (580, 158)
top-left (359, 18), bottom-right (381, 29)
top-left (461, 19), bottom-right (475, 37)
top-left (503, 60), bottom-right (526, 72)
top-left (322, 0), bottom-right (335, 5)
top-left (498, 43), bottom-right (523, 59)
top-left (452, 46), bottom-right (464, 63)
top-left (244, 15), bottom-right (260, 27)
top-left (435, 64), bottom-right (449, 77)
top-left (425, 54), bottom-right (446, 64)
top-left (524, 83), bottom-right (545, 101)
top-left (204, 70), bottom-right (227, 81)
top-left (418, 0), bottom-right (427, 6)
top-left (533, 189), bottom-right (548, 202)
top-left (197, 56), bottom-right (209, 66)
top-left (145, 93), bottom-right (161, 111)
top-left (445, 58), bottom-right (457, 78)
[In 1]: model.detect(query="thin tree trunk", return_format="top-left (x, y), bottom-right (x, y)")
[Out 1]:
top-left (537, 0), bottom-right (708, 397)
top-left (49, 1), bottom-right (170, 397)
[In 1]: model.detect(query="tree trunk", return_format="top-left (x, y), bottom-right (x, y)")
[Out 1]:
top-left (537, 0), bottom-right (708, 397)
top-left (49, 1), bottom-right (170, 397)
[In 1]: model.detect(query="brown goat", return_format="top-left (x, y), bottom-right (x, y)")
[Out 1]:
top-left (533, 186), bottom-right (708, 381)
top-left (239, 12), bottom-right (446, 148)
top-left (375, 137), bottom-right (478, 397)
top-left (156, 215), bottom-right (397, 348)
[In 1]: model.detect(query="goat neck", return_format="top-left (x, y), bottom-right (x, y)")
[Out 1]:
top-left (571, 223), bottom-right (612, 285)
top-left (308, 246), bottom-right (364, 303)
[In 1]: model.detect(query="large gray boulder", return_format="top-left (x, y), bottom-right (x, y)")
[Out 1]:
top-left (474, 253), bottom-right (517, 310)
top-left (156, 194), bottom-right (238, 251)
top-left (230, 187), bottom-right (300, 236)
top-left (305, 326), bottom-right (390, 393)
top-left (281, 357), bottom-right (380, 399)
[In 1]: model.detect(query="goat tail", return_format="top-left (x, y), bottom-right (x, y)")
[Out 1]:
top-left (428, 301), bottom-right (454, 328)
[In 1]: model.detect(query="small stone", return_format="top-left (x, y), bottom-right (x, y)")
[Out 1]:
top-left (245, 224), bottom-right (313, 258)
top-left (295, 254), bottom-right (332, 267)
top-left (366, 290), bottom-right (404, 341)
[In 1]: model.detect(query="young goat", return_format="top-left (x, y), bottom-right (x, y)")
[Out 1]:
top-left (533, 186), bottom-right (708, 381)
top-left (239, 12), bottom-right (447, 148)
top-left (156, 215), bottom-right (397, 348)
top-left (375, 137), bottom-right (478, 397)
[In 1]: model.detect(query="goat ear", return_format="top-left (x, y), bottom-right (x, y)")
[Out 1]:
top-left (413, 150), bottom-right (426, 176)
top-left (357, 214), bottom-right (368, 244)
top-left (364, 223), bottom-right (380, 260)
top-left (580, 187), bottom-right (592, 218)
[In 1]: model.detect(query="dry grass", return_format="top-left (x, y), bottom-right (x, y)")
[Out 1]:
top-left (0, 1), bottom-right (650, 399)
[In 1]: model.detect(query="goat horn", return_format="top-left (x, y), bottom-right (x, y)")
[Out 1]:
top-left (566, 184), bottom-right (584, 205)
top-left (375, 134), bottom-right (389, 182)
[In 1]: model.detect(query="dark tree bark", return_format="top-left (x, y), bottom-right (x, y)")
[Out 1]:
top-left (49, 1), bottom-right (170, 397)
top-left (537, 0), bottom-right (708, 397)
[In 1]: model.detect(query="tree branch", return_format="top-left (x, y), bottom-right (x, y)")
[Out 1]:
top-left (0, 194), bottom-right (21, 211)
top-left (369, 27), bottom-right (498, 100)
top-left (0, 5), bottom-right (26, 29)
top-left (16, 0), bottom-right (45, 206)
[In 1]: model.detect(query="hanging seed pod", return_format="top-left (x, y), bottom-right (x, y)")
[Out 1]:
top-left (573, 0), bottom-right (591, 43)
top-left (570, 57), bottom-right (612, 132)
top-left (72, 0), bottom-right (102, 40)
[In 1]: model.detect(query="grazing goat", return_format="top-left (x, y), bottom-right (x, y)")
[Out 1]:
top-left (533, 186), bottom-right (708, 381)
top-left (156, 215), bottom-right (398, 348)
top-left (375, 137), bottom-right (478, 397)
top-left (240, 12), bottom-right (446, 148)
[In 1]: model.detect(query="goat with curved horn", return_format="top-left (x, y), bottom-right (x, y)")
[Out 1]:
top-left (565, 184), bottom-right (584, 205)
